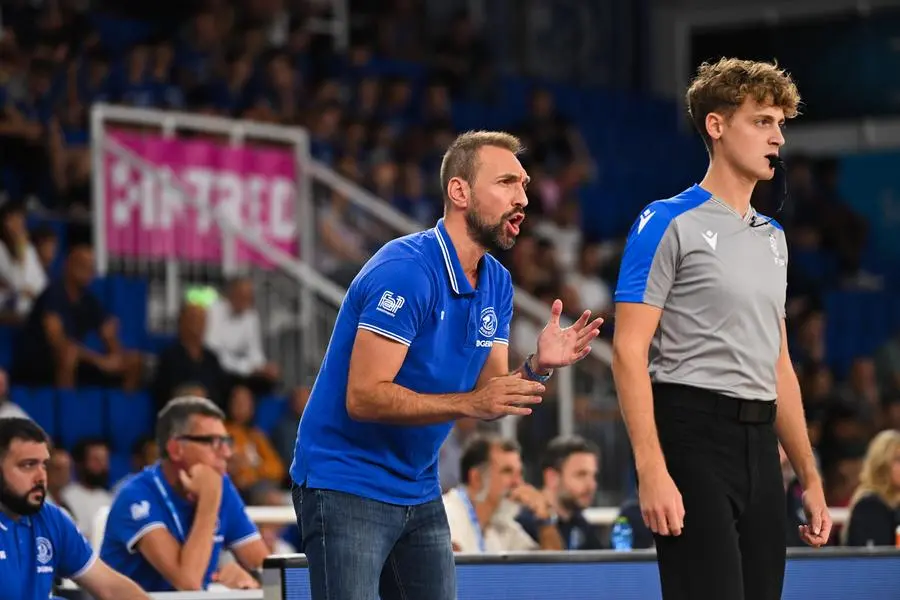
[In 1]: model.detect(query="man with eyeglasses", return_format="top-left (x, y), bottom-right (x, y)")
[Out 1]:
top-left (100, 396), bottom-right (270, 591)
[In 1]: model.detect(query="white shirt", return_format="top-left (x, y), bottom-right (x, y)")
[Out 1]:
top-left (61, 482), bottom-right (113, 535)
top-left (0, 243), bottom-right (47, 315)
top-left (203, 299), bottom-right (266, 376)
top-left (442, 487), bottom-right (537, 553)
top-left (0, 400), bottom-right (29, 420)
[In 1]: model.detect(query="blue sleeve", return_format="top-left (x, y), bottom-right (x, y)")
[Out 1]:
top-left (494, 271), bottom-right (514, 345)
top-left (50, 505), bottom-right (97, 579)
top-left (614, 203), bottom-right (679, 308)
top-left (104, 486), bottom-right (171, 552)
top-left (355, 258), bottom-right (434, 346)
top-left (222, 477), bottom-right (261, 548)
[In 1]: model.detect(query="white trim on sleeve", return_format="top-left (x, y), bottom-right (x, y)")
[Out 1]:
top-left (358, 323), bottom-right (412, 346)
top-left (125, 522), bottom-right (167, 554)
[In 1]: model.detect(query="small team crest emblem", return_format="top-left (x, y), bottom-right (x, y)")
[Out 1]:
top-left (36, 536), bottom-right (53, 564)
top-left (479, 307), bottom-right (498, 338)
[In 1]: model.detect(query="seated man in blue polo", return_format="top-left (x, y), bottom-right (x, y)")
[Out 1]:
top-left (100, 396), bottom-right (270, 591)
top-left (0, 417), bottom-right (149, 600)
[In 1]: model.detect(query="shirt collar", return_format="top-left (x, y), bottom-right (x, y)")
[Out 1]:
top-left (434, 218), bottom-right (476, 296)
top-left (0, 508), bottom-right (31, 530)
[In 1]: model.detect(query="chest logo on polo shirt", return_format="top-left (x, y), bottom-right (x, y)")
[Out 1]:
top-left (36, 536), bottom-right (53, 572)
top-left (376, 291), bottom-right (406, 317)
top-left (702, 230), bottom-right (718, 250)
top-left (479, 307), bottom-right (498, 339)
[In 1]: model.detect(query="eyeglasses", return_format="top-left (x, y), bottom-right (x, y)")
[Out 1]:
top-left (176, 435), bottom-right (234, 451)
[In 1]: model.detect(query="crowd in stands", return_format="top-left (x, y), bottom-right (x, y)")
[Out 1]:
top-left (0, 1), bottom-right (895, 578)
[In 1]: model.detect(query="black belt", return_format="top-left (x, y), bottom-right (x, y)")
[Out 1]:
top-left (653, 383), bottom-right (777, 424)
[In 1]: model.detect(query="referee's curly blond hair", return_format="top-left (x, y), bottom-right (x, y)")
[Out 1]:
top-left (686, 58), bottom-right (801, 155)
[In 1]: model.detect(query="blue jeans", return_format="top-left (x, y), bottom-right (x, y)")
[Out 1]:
top-left (292, 485), bottom-right (457, 600)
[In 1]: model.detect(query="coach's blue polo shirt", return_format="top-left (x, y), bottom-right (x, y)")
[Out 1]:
top-left (0, 501), bottom-right (96, 600)
top-left (291, 218), bottom-right (514, 504)
top-left (99, 463), bottom-right (261, 591)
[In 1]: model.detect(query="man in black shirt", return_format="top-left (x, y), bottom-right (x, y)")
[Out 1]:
top-left (12, 244), bottom-right (141, 389)
top-left (516, 435), bottom-right (605, 550)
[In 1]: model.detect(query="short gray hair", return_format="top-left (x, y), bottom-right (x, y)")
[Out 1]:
top-left (156, 396), bottom-right (225, 459)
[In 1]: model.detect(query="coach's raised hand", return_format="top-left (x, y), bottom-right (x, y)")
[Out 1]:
top-left (534, 300), bottom-right (604, 371)
top-left (464, 373), bottom-right (545, 419)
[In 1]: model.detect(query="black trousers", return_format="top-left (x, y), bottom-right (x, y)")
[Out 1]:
top-left (651, 383), bottom-right (786, 600)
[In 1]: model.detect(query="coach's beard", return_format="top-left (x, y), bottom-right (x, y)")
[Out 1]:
top-left (465, 205), bottom-right (520, 253)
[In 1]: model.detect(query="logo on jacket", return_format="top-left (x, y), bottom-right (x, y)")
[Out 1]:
top-left (479, 307), bottom-right (498, 338)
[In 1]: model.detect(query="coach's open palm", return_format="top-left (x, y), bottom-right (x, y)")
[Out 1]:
top-left (535, 300), bottom-right (604, 370)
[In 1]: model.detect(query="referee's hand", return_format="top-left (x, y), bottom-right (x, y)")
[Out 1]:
top-left (467, 373), bottom-right (545, 420)
top-left (638, 467), bottom-right (685, 537)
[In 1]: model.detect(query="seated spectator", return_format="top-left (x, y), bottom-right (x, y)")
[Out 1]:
top-left (113, 437), bottom-right (160, 493)
top-left (842, 430), bottom-right (900, 546)
top-left (10, 243), bottom-right (142, 389)
top-left (443, 434), bottom-right (563, 552)
top-left (151, 303), bottom-right (227, 410)
top-left (204, 277), bottom-right (280, 396)
top-left (61, 438), bottom-right (113, 535)
top-left (438, 417), bottom-right (479, 493)
top-left (47, 445), bottom-right (75, 517)
top-left (516, 435), bottom-right (605, 550)
top-left (0, 202), bottom-right (47, 319)
top-left (100, 396), bottom-right (270, 591)
top-left (224, 385), bottom-right (285, 497)
top-left (270, 385), bottom-right (309, 473)
top-left (0, 368), bottom-right (28, 419)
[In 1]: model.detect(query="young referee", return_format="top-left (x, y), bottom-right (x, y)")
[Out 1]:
top-left (612, 58), bottom-right (831, 600)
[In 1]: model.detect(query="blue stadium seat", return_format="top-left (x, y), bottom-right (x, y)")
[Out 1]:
top-left (254, 395), bottom-right (287, 435)
top-left (10, 386), bottom-right (56, 439)
top-left (58, 388), bottom-right (106, 449)
top-left (107, 390), bottom-right (154, 455)
top-left (109, 452), bottom-right (133, 486)
top-left (107, 276), bottom-right (149, 351)
top-left (0, 325), bottom-right (15, 369)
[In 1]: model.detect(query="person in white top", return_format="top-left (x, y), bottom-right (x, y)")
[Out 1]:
top-left (0, 368), bottom-right (28, 420)
top-left (0, 203), bottom-right (47, 317)
top-left (61, 438), bottom-right (113, 534)
top-left (204, 277), bottom-right (280, 395)
top-left (443, 434), bottom-right (563, 553)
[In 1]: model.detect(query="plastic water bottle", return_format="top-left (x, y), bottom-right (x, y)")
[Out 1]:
top-left (610, 516), bottom-right (634, 551)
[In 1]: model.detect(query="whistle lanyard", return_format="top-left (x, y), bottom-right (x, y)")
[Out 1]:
top-left (152, 464), bottom-right (186, 543)
top-left (456, 487), bottom-right (486, 553)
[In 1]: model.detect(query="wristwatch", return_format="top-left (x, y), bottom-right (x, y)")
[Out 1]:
top-left (524, 353), bottom-right (553, 383)
top-left (537, 511), bottom-right (559, 528)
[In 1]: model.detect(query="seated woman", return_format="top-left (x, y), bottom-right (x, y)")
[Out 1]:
top-left (843, 429), bottom-right (900, 546)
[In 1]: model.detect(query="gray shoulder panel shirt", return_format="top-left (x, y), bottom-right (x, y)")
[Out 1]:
top-left (615, 184), bottom-right (788, 401)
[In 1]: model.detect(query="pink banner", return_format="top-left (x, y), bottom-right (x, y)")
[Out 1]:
top-left (103, 129), bottom-right (300, 267)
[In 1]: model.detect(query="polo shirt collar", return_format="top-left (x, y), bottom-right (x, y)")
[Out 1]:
top-left (434, 218), bottom-right (476, 296)
top-left (0, 507), bottom-right (31, 530)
